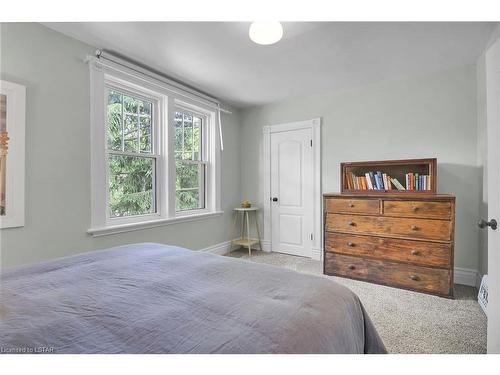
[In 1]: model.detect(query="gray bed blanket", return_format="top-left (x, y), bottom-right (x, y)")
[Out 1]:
top-left (0, 243), bottom-right (386, 354)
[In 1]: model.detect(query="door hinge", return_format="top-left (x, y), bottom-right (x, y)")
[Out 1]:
top-left (310, 233), bottom-right (314, 241)
top-left (310, 139), bottom-right (313, 147)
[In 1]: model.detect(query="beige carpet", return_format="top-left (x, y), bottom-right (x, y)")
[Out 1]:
top-left (226, 249), bottom-right (487, 354)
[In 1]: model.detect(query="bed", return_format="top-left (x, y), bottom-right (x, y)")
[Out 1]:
top-left (0, 243), bottom-right (386, 354)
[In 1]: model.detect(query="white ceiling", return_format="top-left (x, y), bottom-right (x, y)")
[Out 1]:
top-left (45, 22), bottom-right (496, 108)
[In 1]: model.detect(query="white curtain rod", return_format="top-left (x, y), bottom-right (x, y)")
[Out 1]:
top-left (85, 49), bottom-right (232, 115)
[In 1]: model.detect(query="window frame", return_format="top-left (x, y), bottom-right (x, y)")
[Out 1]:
top-left (104, 82), bottom-right (163, 225)
top-left (174, 104), bottom-right (208, 215)
top-left (88, 59), bottom-right (222, 236)
top-left (172, 99), bottom-right (219, 219)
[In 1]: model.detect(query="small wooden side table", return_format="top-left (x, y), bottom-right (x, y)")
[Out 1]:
top-left (229, 207), bottom-right (262, 257)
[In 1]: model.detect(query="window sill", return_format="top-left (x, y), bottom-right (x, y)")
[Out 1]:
top-left (87, 211), bottom-right (224, 237)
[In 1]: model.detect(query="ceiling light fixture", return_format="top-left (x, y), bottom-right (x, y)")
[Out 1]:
top-left (249, 22), bottom-right (283, 45)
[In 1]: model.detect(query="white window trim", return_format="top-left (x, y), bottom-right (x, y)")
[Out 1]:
top-left (104, 80), bottom-right (165, 227)
top-left (88, 58), bottom-right (222, 236)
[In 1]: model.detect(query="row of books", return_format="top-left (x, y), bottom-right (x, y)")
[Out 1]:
top-left (344, 171), bottom-right (431, 191)
top-left (405, 173), bottom-right (432, 191)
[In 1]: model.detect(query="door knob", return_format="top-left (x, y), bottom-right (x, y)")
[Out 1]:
top-left (478, 218), bottom-right (497, 230)
top-left (272, 197), bottom-right (278, 202)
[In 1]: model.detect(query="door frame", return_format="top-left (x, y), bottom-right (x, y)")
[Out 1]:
top-left (262, 118), bottom-right (322, 260)
top-left (486, 38), bottom-right (500, 354)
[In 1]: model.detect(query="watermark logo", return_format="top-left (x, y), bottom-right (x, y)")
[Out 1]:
top-left (0, 346), bottom-right (55, 354)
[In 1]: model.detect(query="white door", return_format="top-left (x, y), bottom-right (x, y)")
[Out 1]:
top-left (486, 38), bottom-right (500, 354)
top-left (270, 128), bottom-right (313, 257)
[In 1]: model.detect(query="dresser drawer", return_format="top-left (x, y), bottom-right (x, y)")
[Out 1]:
top-left (325, 213), bottom-right (452, 241)
top-left (324, 253), bottom-right (452, 296)
top-left (325, 198), bottom-right (379, 215)
top-left (383, 200), bottom-right (452, 219)
top-left (324, 232), bottom-right (451, 267)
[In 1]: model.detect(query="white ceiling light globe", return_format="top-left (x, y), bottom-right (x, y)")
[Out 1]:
top-left (249, 22), bottom-right (283, 45)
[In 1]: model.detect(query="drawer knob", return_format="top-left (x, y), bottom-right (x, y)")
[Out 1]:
top-left (348, 203), bottom-right (354, 208)
top-left (410, 250), bottom-right (420, 256)
top-left (347, 241), bottom-right (355, 247)
top-left (409, 275), bottom-right (420, 281)
top-left (410, 224), bottom-right (418, 231)
top-left (412, 206), bottom-right (419, 212)
top-left (348, 265), bottom-right (356, 270)
top-left (348, 221), bottom-right (355, 226)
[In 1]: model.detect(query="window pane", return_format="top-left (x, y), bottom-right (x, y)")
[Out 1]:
top-left (124, 114), bottom-right (139, 152)
top-left (175, 162), bottom-right (204, 211)
top-left (176, 190), bottom-right (199, 212)
top-left (174, 111), bottom-right (202, 161)
top-left (139, 100), bottom-right (151, 116)
top-left (108, 155), bottom-right (155, 217)
top-left (123, 95), bottom-right (139, 114)
top-left (107, 91), bottom-right (122, 151)
top-left (193, 116), bottom-right (201, 160)
top-left (139, 116), bottom-right (151, 153)
top-left (107, 89), bottom-right (153, 154)
top-left (174, 112), bottom-right (183, 158)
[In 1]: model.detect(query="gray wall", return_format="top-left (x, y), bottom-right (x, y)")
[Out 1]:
top-left (0, 22), bottom-right (488, 274)
top-left (0, 23), bottom-right (242, 267)
top-left (240, 64), bottom-right (481, 271)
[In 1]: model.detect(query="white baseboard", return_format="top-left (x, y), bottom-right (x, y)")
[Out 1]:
top-left (475, 272), bottom-right (484, 289)
top-left (200, 239), bottom-right (271, 255)
top-left (454, 267), bottom-right (479, 288)
top-left (311, 247), bottom-right (322, 261)
top-left (259, 240), bottom-right (272, 252)
top-left (200, 240), bottom-right (232, 255)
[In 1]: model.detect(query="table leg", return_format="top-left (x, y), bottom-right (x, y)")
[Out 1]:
top-left (229, 210), bottom-right (238, 254)
top-left (245, 211), bottom-right (251, 257)
top-left (240, 211), bottom-right (245, 241)
top-left (255, 211), bottom-right (263, 251)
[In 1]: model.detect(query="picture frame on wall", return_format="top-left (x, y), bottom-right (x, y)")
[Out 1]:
top-left (0, 80), bottom-right (26, 229)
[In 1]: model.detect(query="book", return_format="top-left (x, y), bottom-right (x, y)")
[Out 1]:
top-left (356, 176), bottom-right (362, 190)
top-left (391, 177), bottom-right (406, 190)
top-left (374, 174), bottom-right (381, 190)
top-left (345, 172), bottom-right (351, 190)
top-left (375, 171), bottom-right (383, 190)
top-left (365, 173), bottom-right (373, 189)
top-left (360, 177), bottom-right (367, 190)
top-left (369, 172), bottom-right (377, 189)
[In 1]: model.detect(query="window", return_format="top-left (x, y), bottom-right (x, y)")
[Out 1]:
top-left (106, 88), bottom-right (157, 218)
top-left (89, 61), bottom-right (222, 236)
top-left (174, 109), bottom-right (206, 212)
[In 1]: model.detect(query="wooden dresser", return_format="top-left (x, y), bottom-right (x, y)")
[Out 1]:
top-left (323, 194), bottom-right (455, 298)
